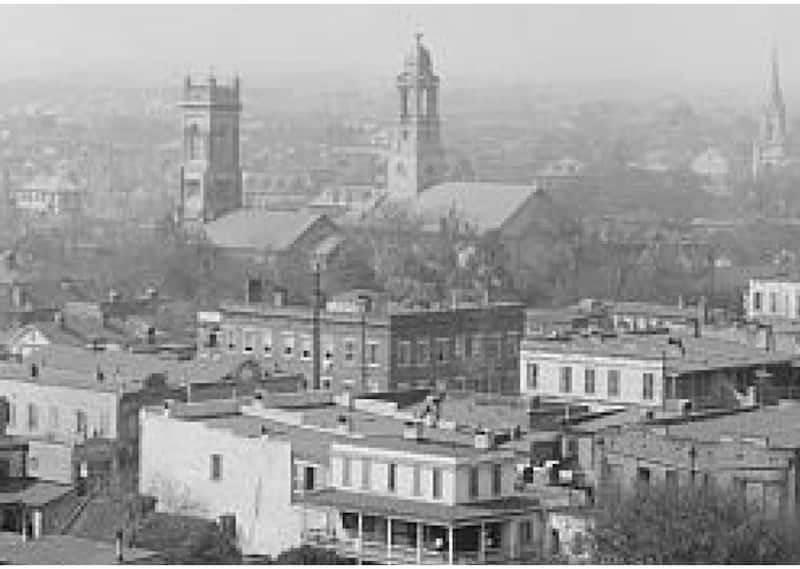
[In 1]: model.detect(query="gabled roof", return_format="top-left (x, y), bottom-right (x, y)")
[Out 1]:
top-left (204, 209), bottom-right (329, 251)
top-left (410, 182), bottom-right (536, 234)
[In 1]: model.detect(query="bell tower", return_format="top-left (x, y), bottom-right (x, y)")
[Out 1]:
top-left (178, 72), bottom-right (242, 224)
top-left (387, 32), bottom-right (446, 197)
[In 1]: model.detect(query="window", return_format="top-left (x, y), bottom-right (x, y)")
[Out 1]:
top-left (242, 330), bottom-right (257, 354)
top-left (76, 410), bottom-right (88, 437)
top-left (665, 469), bottom-right (678, 496)
top-left (388, 463), bottom-right (397, 493)
top-left (342, 457), bottom-right (352, 487)
top-left (472, 334), bottom-right (482, 359)
top-left (485, 334), bottom-right (501, 359)
top-left (435, 338), bottom-right (450, 363)
top-left (367, 342), bottom-right (379, 366)
top-left (304, 466), bottom-right (315, 491)
top-left (454, 335), bottom-right (465, 359)
top-left (283, 334), bottom-right (295, 357)
top-left (344, 339), bottom-right (356, 362)
top-left (770, 292), bottom-right (777, 313)
top-left (210, 454), bottom-right (222, 481)
top-left (207, 331), bottom-right (218, 348)
top-left (323, 336), bottom-right (334, 362)
top-left (29, 456), bottom-right (38, 472)
top-left (464, 335), bottom-right (473, 358)
top-left (27, 403), bottom-right (38, 431)
top-left (643, 373), bottom-right (654, 400)
top-left (432, 468), bottom-right (443, 499)
top-left (796, 295), bottom-right (800, 318)
top-left (636, 466), bottom-right (650, 494)
top-left (8, 402), bottom-right (15, 427)
top-left (469, 466), bottom-right (479, 498)
top-left (361, 458), bottom-right (371, 490)
top-left (398, 341), bottom-right (412, 366)
top-left (417, 339), bottom-right (430, 365)
top-left (492, 464), bottom-right (502, 496)
top-left (300, 336), bottom-right (312, 361)
top-left (753, 291), bottom-right (763, 312)
top-left (506, 332), bottom-right (520, 357)
top-left (262, 329), bottom-right (273, 357)
top-left (49, 406), bottom-right (59, 430)
top-left (526, 362), bottom-right (539, 390)
top-left (559, 367), bottom-right (573, 393)
top-left (412, 465), bottom-right (421, 496)
top-left (607, 370), bottom-right (620, 397)
top-left (225, 329), bottom-right (236, 352)
top-left (584, 368), bottom-right (596, 394)
top-left (99, 411), bottom-right (110, 437)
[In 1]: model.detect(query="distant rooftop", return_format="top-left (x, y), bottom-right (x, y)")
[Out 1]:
top-left (522, 334), bottom-right (794, 374)
top-left (667, 403), bottom-right (800, 448)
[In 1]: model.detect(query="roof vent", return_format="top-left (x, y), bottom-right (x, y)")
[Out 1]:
top-left (403, 420), bottom-right (424, 441)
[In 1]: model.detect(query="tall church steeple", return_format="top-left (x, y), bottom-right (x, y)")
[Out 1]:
top-left (753, 46), bottom-right (789, 179)
top-left (386, 32), bottom-right (446, 197)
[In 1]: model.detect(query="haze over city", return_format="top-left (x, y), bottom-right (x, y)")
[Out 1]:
top-left (0, 4), bottom-right (797, 94)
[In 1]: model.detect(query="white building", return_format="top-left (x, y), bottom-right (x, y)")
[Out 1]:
top-left (746, 276), bottom-right (800, 320)
top-left (519, 334), bottom-right (794, 409)
top-left (13, 175), bottom-right (83, 216)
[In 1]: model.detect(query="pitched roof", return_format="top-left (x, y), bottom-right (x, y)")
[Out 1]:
top-left (203, 209), bottom-right (327, 251)
top-left (410, 182), bottom-right (536, 234)
top-left (668, 404), bottom-right (800, 448)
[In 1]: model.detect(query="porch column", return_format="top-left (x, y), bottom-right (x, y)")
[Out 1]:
top-left (357, 512), bottom-right (363, 564)
top-left (416, 522), bottom-right (423, 564)
top-left (479, 522), bottom-right (486, 563)
top-left (387, 517), bottom-right (392, 562)
top-left (448, 524), bottom-right (454, 565)
top-left (32, 509), bottom-right (42, 539)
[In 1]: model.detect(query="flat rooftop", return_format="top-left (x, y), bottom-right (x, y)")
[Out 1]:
top-left (150, 398), bottom-right (505, 463)
top-left (667, 403), bottom-right (800, 448)
top-left (521, 334), bottom-right (794, 374)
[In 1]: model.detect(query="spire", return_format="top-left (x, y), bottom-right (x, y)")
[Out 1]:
top-left (771, 45), bottom-right (783, 108)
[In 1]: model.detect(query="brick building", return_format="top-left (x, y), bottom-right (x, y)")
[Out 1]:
top-left (196, 290), bottom-right (524, 394)
top-left (595, 404), bottom-right (800, 518)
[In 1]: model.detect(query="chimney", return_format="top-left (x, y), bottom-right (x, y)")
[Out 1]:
top-left (403, 420), bottom-right (424, 441)
top-left (474, 429), bottom-right (496, 450)
top-left (336, 414), bottom-right (351, 436)
top-left (145, 286), bottom-right (158, 300)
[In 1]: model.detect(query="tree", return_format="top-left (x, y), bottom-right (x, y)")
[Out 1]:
top-left (590, 484), bottom-right (800, 564)
top-left (131, 512), bottom-right (242, 564)
top-left (274, 545), bottom-right (354, 564)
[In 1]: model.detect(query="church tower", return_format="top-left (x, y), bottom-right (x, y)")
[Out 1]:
top-left (387, 33), bottom-right (446, 197)
top-left (178, 72), bottom-right (242, 224)
top-left (753, 47), bottom-right (788, 179)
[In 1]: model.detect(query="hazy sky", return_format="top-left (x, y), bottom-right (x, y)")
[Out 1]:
top-left (0, 4), bottom-right (797, 93)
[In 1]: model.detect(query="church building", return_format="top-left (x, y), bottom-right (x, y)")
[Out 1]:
top-left (753, 48), bottom-right (789, 180)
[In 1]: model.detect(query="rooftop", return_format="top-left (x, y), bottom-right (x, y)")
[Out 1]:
top-left (521, 334), bottom-right (794, 374)
top-left (0, 344), bottom-right (240, 393)
top-left (203, 209), bottom-right (328, 251)
top-left (151, 398), bottom-right (501, 464)
top-left (667, 403), bottom-right (800, 448)
top-left (0, 479), bottom-right (74, 507)
top-left (408, 182), bottom-right (538, 235)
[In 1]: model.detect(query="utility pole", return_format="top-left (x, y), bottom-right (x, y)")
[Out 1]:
top-left (360, 299), bottom-right (367, 393)
top-left (312, 258), bottom-right (321, 391)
